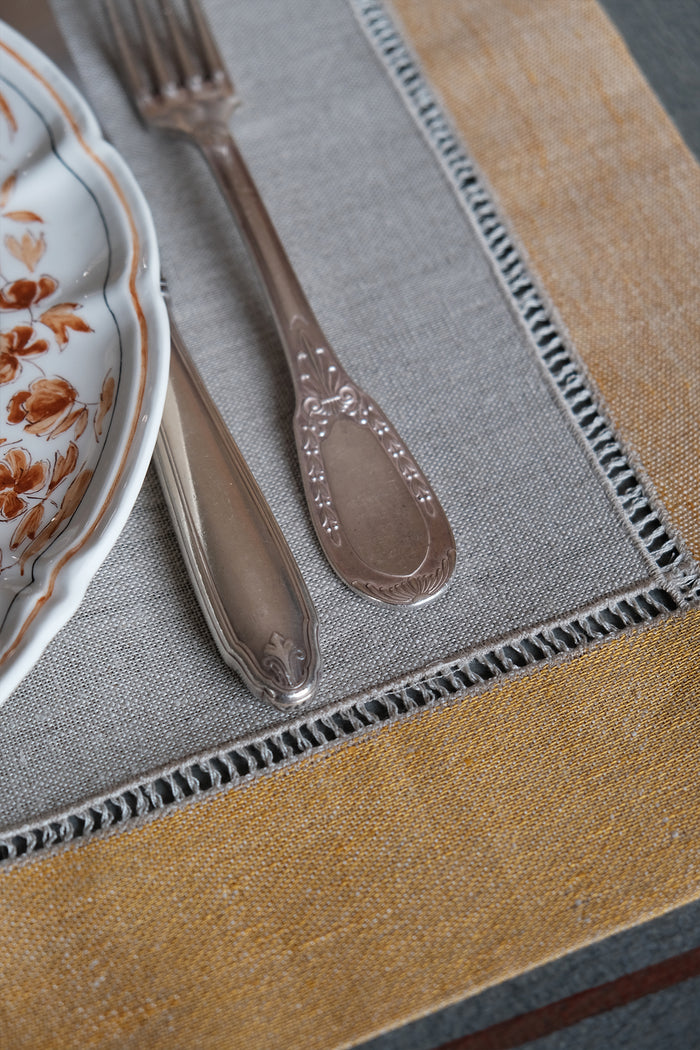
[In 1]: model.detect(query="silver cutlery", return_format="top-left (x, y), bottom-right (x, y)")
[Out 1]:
top-left (155, 289), bottom-right (320, 710)
top-left (3, 0), bottom-right (321, 710)
top-left (106, 0), bottom-right (457, 606)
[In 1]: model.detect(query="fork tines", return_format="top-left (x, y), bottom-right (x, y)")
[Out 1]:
top-left (105, 0), bottom-right (231, 103)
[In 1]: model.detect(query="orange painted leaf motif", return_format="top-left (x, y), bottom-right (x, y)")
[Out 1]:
top-left (3, 211), bottom-right (43, 223)
top-left (1, 325), bottom-right (48, 357)
top-left (5, 448), bottom-right (48, 495)
top-left (0, 174), bottom-right (16, 209)
top-left (7, 376), bottom-right (78, 438)
top-left (0, 448), bottom-right (28, 482)
top-left (0, 92), bottom-right (17, 135)
top-left (5, 231), bottom-right (46, 273)
top-left (74, 406), bottom-right (88, 439)
top-left (0, 355), bottom-right (22, 385)
top-left (48, 441), bottom-right (79, 493)
top-left (0, 447), bottom-right (48, 521)
top-left (38, 301), bottom-right (92, 348)
top-left (0, 488), bottom-right (25, 519)
top-left (94, 374), bottom-right (115, 439)
top-left (10, 503), bottom-right (44, 551)
top-left (20, 468), bottom-right (92, 573)
top-left (0, 275), bottom-right (57, 310)
top-left (50, 405), bottom-right (88, 440)
top-left (7, 389), bottom-right (30, 425)
top-left (0, 325), bottom-right (49, 384)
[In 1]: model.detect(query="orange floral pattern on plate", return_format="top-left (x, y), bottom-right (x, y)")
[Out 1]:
top-left (0, 94), bottom-right (115, 575)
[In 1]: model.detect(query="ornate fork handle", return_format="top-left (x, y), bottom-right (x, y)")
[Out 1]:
top-left (104, 0), bottom-right (455, 605)
top-left (197, 126), bottom-right (456, 605)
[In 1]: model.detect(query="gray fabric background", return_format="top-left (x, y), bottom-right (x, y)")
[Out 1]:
top-left (357, 897), bottom-right (700, 1050)
top-left (0, 0), bottom-right (655, 831)
top-left (603, 0), bottom-right (700, 163)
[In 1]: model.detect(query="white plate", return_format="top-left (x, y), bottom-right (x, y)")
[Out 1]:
top-left (0, 22), bottom-right (169, 702)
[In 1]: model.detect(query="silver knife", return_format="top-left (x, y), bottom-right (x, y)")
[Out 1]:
top-left (0, 0), bottom-right (321, 710)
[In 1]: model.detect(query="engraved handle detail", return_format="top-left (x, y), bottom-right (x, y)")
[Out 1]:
top-left (154, 308), bottom-right (321, 708)
top-left (197, 127), bottom-right (456, 605)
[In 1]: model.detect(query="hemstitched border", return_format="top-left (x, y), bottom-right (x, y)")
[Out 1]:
top-left (349, 0), bottom-right (700, 605)
top-left (0, 581), bottom-right (685, 863)
top-left (2, 0), bottom-right (699, 864)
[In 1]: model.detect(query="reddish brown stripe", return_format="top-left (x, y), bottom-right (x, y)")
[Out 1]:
top-left (438, 947), bottom-right (700, 1050)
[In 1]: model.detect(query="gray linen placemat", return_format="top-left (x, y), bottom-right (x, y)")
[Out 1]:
top-left (0, 0), bottom-right (679, 833)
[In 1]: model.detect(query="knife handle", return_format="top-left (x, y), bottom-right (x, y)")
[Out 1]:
top-left (153, 308), bottom-right (321, 710)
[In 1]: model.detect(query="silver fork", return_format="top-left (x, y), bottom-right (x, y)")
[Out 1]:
top-left (106, 0), bottom-right (456, 606)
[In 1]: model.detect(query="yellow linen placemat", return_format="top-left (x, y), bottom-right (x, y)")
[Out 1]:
top-left (1, 611), bottom-right (699, 1048)
top-left (1, 0), bottom-right (699, 1047)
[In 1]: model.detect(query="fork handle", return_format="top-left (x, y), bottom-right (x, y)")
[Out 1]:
top-left (154, 305), bottom-right (321, 709)
top-left (195, 126), bottom-right (317, 369)
top-left (195, 126), bottom-right (456, 606)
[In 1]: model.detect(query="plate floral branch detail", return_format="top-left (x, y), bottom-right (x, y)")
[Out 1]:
top-left (0, 31), bottom-right (169, 700)
top-left (0, 127), bottom-right (114, 575)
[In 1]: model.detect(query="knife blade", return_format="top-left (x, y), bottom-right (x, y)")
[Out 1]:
top-left (0, 0), bottom-right (322, 709)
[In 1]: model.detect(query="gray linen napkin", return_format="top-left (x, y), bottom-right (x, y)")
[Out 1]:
top-left (0, 0), bottom-right (664, 834)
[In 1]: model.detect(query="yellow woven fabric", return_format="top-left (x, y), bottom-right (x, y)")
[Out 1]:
top-left (391, 0), bottom-right (700, 556)
top-left (2, 610), bottom-right (700, 1049)
top-left (2, 2), bottom-right (699, 1048)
